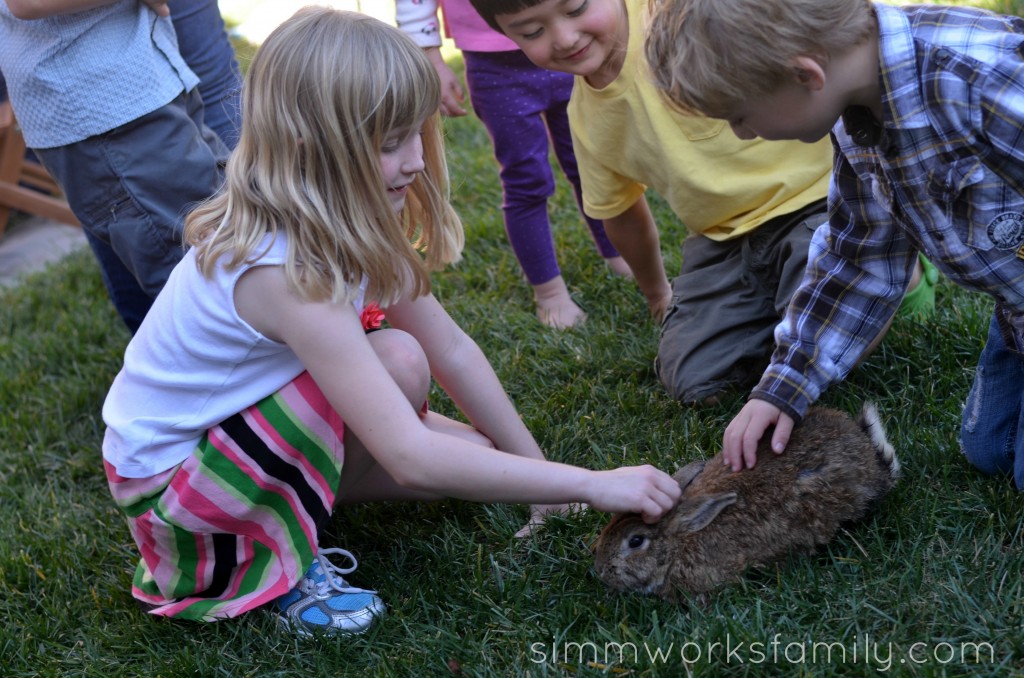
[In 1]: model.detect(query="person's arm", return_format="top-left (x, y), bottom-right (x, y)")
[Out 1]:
top-left (602, 197), bottom-right (673, 322)
top-left (722, 149), bottom-right (915, 470)
top-left (387, 291), bottom-right (580, 531)
top-left (238, 266), bottom-right (681, 522)
top-left (8, 0), bottom-right (167, 19)
top-left (395, 0), bottom-right (466, 116)
top-left (384, 290), bottom-right (552, 465)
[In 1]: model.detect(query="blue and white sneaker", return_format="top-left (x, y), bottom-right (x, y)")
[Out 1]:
top-left (276, 548), bottom-right (385, 637)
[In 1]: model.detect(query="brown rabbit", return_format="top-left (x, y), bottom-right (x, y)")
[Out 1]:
top-left (591, 404), bottom-right (899, 601)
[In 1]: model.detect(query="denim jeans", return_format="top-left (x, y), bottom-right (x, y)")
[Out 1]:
top-left (36, 89), bottom-right (228, 326)
top-left (960, 310), bottom-right (1024, 490)
top-left (82, 229), bottom-right (151, 334)
top-left (171, 0), bottom-right (242, 149)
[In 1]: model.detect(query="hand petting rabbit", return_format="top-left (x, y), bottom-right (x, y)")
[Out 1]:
top-left (592, 404), bottom-right (900, 601)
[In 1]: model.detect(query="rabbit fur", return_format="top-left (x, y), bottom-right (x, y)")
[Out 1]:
top-left (592, 404), bottom-right (899, 601)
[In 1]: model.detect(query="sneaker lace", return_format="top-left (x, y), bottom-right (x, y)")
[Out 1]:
top-left (313, 547), bottom-right (377, 596)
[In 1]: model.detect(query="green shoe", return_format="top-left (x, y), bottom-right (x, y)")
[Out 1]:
top-left (897, 254), bottom-right (939, 319)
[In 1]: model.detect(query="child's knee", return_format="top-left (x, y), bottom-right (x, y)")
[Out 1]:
top-left (367, 328), bottom-right (430, 405)
top-left (959, 366), bottom-right (1016, 477)
top-left (655, 346), bottom-right (757, 405)
top-left (958, 418), bottom-right (1015, 479)
top-left (959, 435), bottom-right (1015, 480)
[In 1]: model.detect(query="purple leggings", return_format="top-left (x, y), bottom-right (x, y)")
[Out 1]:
top-left (463, 50), bottom-right (619, 285)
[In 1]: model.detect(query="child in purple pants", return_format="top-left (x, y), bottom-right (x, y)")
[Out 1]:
top-left (397, 0), bottom-right (630, 328)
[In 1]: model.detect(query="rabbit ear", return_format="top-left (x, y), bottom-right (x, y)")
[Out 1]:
top-left (674, 492), bottom-right (738, 533)
top-left (673, 461), bottom-right (707, 491)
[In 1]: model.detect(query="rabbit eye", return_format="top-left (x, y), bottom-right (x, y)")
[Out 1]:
top-left (627, 535), bottom-right (646, 549)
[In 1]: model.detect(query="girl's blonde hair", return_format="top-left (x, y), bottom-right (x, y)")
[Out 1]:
top-left (185, 7), bottom-right (462, 306)
top-left (645, 0), bottom-right (876, 118)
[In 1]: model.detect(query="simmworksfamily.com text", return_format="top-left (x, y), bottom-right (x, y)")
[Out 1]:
top-left (528, 633), bottom-right (996, 671)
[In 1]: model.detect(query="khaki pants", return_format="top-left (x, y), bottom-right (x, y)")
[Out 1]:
top-left (655, 201), bottom-right (828, 403)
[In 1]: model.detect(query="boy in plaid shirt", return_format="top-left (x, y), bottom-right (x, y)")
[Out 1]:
top-left (647, 0), bottom-right (1024, 488)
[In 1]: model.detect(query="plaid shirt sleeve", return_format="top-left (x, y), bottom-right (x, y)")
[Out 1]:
top-left (749, 144), bottom-right (918, 422)
top-left (751, 5), bottom-right (1024, 420)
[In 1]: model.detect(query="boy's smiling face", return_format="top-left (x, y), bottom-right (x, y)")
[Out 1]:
top-left (495, 0), bottom-right (628, 88)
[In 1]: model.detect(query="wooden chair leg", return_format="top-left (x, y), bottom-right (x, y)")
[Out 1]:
top-left (0, 101), bottom-right (80, 239)
top-left (0, 101), bottom-right (19, 236)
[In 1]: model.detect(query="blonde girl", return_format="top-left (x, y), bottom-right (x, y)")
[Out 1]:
top-left (101, 7), bottom-right (680, 637)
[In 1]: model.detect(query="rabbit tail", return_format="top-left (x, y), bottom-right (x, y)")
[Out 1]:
top-left (858, 403), bottom-right (900, 479)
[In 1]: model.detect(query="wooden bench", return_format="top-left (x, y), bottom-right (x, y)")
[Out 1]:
top-left (0, 100), bottom-right (80, 238)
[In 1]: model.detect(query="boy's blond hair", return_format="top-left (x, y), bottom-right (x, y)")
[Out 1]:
top-left (185, 7), bottom-right (462, 307)
top-left (645, 0), bottom-right (876, 118)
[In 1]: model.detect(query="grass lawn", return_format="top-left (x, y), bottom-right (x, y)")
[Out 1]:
top-left (2, 1), bottom-right (1023, 676)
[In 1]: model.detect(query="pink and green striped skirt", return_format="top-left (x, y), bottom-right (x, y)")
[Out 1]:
top-left (105, 371), bottom-right (345, 621)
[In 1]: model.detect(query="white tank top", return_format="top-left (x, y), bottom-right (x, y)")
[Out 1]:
top-left (102, 234), bottom-right (365, 478)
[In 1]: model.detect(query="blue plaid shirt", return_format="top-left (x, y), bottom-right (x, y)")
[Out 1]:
top-left (0, 0), bottom-right (198, 149)
top-left (754, 3), bottom-right (1024, 421)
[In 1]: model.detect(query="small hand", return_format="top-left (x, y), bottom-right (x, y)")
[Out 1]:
top-left (141, 0), bottom-right (170, 17)
top-left (646, 288), bottom-right (672, 325)
top-left (721, 400), bottom-right (793, 471)
top-left (588, 465), bottom-right (681, 524)
top-left (425, 47), bottom-right (467, 117)
top-left (514, 502), bottom-right (586, 538)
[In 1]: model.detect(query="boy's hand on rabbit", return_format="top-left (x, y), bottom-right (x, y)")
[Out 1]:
top-left (515, 503), bottom-right (588, 538)
top-left (723, 400), bottom-right (794, 471)
top-left (589, 466), bottom-right (682, 523)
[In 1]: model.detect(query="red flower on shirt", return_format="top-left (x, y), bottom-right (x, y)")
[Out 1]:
top-left (360, 302), bottom-right (385, 331)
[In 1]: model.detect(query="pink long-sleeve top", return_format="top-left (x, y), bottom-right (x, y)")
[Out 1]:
top-left (395, 0), bottom-right (518, 52)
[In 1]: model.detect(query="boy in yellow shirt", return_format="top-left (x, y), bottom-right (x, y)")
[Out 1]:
top-left (468, 0), bottom-right (936, 404)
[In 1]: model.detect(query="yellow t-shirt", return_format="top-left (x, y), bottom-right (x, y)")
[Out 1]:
top-left (568, 0), bottom-right (832, 240)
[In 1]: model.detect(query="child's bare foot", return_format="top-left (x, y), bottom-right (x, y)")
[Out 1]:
top-left (605, 255), bottom-right (633, 278)
top-left (534, 276), bottom-right (586, 329)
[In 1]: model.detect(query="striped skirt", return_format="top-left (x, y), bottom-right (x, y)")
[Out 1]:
top-left (105, 371), bottom-right (346, 621)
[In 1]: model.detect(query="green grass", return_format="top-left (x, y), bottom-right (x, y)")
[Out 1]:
top-left (3, 1), bottom-right (1024, 676)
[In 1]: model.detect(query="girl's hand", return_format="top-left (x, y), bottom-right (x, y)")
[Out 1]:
top-left (514, 503), bottom-right (588, 538)
top-left (587, 466), bottom-right (682, 523)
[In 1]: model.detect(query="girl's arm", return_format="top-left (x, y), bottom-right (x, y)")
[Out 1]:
top-left (383, 291), bottom-right (546, 466)
top-left (236, 266), bottom-right (680, 521)
top-left (385, 291), bottom-right (570, 531)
